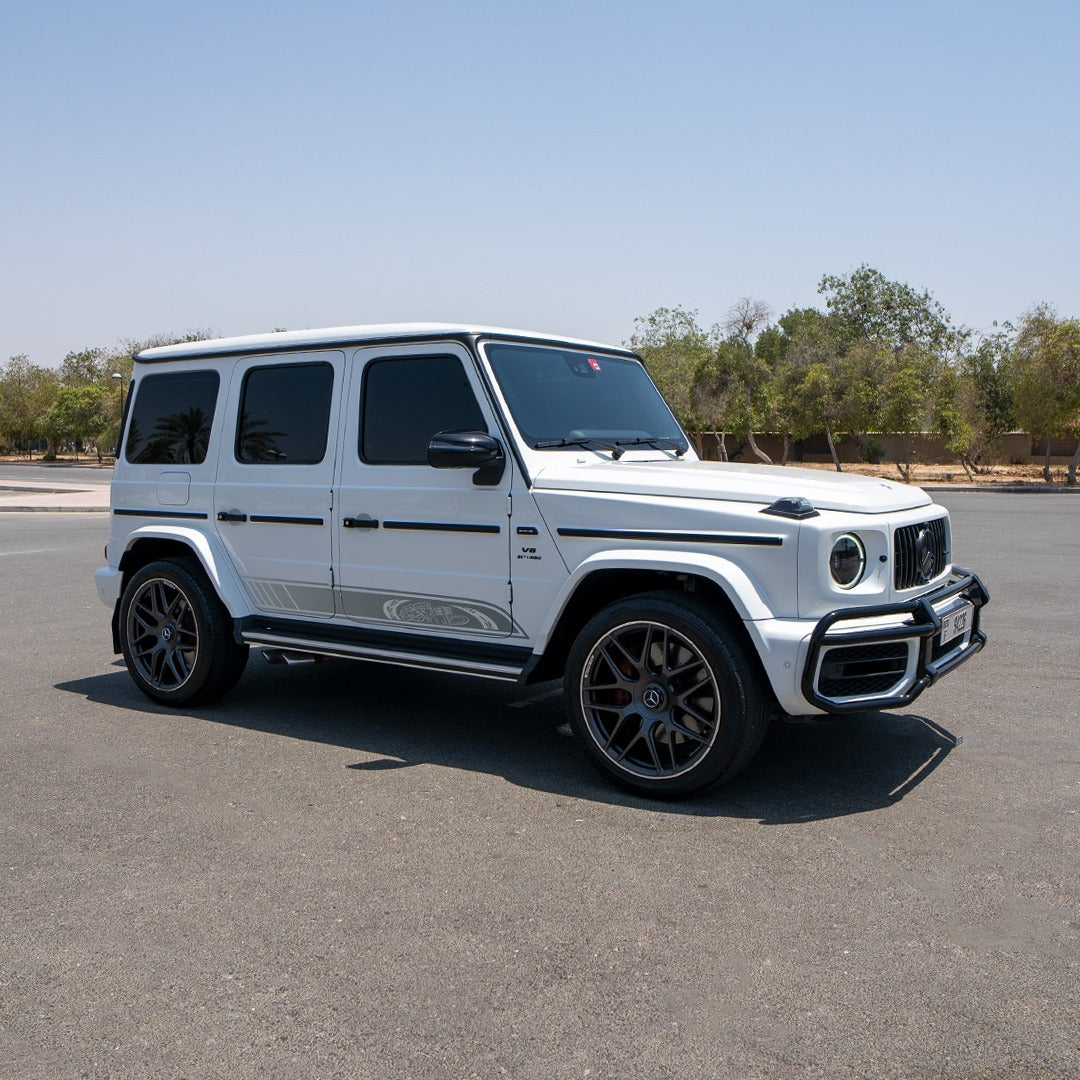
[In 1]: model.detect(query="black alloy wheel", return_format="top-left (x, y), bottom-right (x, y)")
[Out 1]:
top-left (565, 592), bottom-right (768, 798)
top-left (119, 558), bottom-right (248, 706)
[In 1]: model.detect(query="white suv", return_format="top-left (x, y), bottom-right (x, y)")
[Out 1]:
top-left (95, 324), bottom-right (988, 797)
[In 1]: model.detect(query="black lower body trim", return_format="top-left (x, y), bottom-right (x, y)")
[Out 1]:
top-left (236, 615), bottom-right (532, 675)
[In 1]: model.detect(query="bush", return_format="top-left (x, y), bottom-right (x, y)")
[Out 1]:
top-left (862, 438), bottom-right (885, 464)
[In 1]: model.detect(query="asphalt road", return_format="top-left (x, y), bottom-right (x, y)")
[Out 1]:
top-left (0, 463), bottom-right (113, 486)
top-left (1, 495), bottom-right (1077, 1079)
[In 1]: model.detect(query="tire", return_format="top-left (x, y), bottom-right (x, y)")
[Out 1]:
top-left (564, 592), bottom-right (768, 798)
top-left (119, 557), bottom-right (249, 707)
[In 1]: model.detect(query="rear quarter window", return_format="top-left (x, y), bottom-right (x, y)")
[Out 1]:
top-left (124, 370), bottom-right (220, 465)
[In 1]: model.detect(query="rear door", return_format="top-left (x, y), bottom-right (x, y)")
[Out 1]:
top-left (213, 351), bottom-right (344, 618)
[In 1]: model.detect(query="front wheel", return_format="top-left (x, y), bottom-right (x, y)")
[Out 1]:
top-left (119, 558), bottom-right (248, 706)
top-left (564, 592), bottom-right (768, 798)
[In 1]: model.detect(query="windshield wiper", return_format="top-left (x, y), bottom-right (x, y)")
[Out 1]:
top-left (534, 437), bottom-right (619, 453)
top-left (613, 436), bottom-right (687, 457)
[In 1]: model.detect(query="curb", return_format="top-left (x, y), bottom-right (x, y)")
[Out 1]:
top-left (921, 485), bottom-right (1080, 494)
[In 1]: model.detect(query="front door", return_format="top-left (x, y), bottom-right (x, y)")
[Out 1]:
top-left (333, 343), bottom-right (517, 641)
top-left (213, 350), bottom-right (344, 618)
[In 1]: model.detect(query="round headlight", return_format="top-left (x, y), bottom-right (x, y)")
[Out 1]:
top-left (829, 534), bottom-right (865, 588)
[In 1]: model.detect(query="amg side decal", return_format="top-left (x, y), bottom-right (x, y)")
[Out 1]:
top-left (246, 578), bottom-right (336, 617)
top-left (339, 587), bottom-right (522, 637)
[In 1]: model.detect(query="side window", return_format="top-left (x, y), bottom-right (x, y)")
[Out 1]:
top-left (124, 370), bottom-right (220, 465)
top-left (361, 355), bottom-right (487, 465)
top-left (236, 362), bottom-right (334, 464)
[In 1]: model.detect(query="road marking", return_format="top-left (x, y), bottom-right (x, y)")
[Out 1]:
top-left (0, 548), bottom-right (64, 557)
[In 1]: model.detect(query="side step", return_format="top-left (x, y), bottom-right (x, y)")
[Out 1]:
top-left (238, 616), bottom-right (532, 683)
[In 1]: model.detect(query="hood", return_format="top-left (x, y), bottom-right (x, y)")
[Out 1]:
top-left (530, 458), bottom-right (933, 514)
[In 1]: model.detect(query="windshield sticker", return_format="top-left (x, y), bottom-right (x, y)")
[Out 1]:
top-left (587, 358), bottom-right (602, 372)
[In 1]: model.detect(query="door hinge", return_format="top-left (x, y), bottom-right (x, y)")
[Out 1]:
top-left (506, 493), bottom-right (513, 517)
top-left (506, 581), bottom-right (513, 606)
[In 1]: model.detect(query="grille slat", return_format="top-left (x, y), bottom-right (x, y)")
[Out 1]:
top-left (894, 518), bottom-right (948, 590)
top-left (818, 642), bottom-right (910, 699)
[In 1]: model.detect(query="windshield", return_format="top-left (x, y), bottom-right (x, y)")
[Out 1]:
top-left (483, 342), bottom-right (688, 452)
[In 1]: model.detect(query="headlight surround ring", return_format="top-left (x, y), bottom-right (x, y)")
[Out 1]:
top-left (829, 533), bottom-right (866, 589)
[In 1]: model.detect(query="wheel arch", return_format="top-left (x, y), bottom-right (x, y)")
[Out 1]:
top-left (522, 550), bottom-right (774, 686)
top-left (116, 525), bottom-right (248, 619)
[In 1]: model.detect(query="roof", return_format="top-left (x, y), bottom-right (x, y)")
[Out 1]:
top-left (135, 323), bottom-right (635, 363)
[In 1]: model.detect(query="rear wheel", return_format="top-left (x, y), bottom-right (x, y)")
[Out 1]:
top-left (119, 558), bottom-right (248, 706)
top-left (564, 592), bottom-right (768, 798)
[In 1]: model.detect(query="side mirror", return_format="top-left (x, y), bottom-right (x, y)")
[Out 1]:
top-left (427, 431), bottom-right (506, 486)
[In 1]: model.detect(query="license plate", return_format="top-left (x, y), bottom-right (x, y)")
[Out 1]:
top-left (939, 602), bottom-right (974, 647)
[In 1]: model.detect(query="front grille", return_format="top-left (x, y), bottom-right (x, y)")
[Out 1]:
top-left (818, 642), bottom-right (910, 699)
top-left (894, 518), bottom-right (948, 590)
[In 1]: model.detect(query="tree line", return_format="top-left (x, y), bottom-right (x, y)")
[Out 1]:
top-left (629, 265), bottom-right (1080, 485)
top-left (0, 333), bottom-right (208, 463)
top-left (2, 267), bottom-right (1078, 481)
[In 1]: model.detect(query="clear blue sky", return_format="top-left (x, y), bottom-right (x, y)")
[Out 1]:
top-left (3, 0), bottom-right (1077, 364)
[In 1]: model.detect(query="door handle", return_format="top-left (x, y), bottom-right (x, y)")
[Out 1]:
top-left (217, 511), bottom-right (248, 523)
top-left (342, 516), bottom-right (379, 529)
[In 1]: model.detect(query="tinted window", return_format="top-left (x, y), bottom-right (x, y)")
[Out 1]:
top-left (124, 370), bottom-right (220, 465)
top-left (361, 355), bottom-right (486, 464)
top-left (236, 362), bottom-right (334, 464)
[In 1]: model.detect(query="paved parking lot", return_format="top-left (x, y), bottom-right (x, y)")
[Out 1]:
top-left (1, 494), bottom-right (1077, 1078)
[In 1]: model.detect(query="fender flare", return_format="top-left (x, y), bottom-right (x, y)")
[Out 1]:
top-left (533, 547), bottom-right (776, 655)
top-left (119, 524), bottom-right (249, 619)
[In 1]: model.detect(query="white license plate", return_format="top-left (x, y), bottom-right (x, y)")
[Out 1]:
top-left (939, 602), bottom-right (974, 647)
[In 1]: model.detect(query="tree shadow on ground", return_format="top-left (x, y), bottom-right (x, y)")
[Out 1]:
top-left (58, 655), bottom-right (961, 824)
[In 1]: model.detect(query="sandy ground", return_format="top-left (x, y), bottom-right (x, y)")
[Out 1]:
top-left (793, 460), bottom-right (1077, 486)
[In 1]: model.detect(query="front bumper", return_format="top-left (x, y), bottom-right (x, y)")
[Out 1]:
top-left (800, 567), bottom-right (989, 714)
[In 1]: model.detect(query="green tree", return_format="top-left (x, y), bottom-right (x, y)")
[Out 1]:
top-left (818, 266), bottom-right (962, 476)
top-left (1012, 305), bottom-right (1080, 484)
top-left (940, 327), bottom-right (1016, 478)
top-left (818, 264), bottom-right (962, 356)
top-left (43, 384), bottom-right (111, 461)
top-left (59, 347), bottom-right (110, 386)
top-left (0, 356), bottom-right (60, 457)
top-left (759, 309), bottom-right (848, 470)
top-left (628, 306), bottom-right (717, 449)
top-left (722, 298), bottom-right (774, 464)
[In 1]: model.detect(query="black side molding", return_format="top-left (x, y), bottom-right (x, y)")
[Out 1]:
top-left (556, 527), bottom-right (783, 546)
top-left (383, 521), bottom-right (501, 534)
top-left (114, 508), bottom-right (209, 520)
top-left (249, 515), bottom-right (324, 526)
